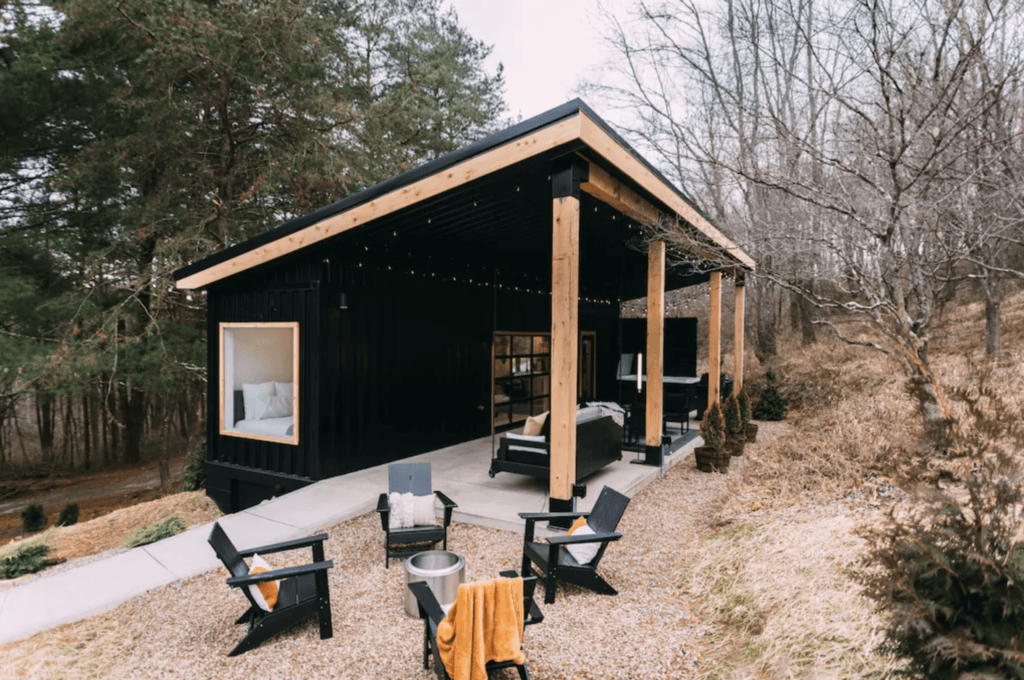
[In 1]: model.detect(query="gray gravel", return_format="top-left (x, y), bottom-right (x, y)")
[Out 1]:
top-left (11, 452), bottom-right (735, 679)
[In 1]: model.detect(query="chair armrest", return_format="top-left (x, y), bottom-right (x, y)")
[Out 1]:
top-left (407, 580), bottom-right (447, 625)
top-left (377, 493), bottom-right (390, 532)
top-left (236, 533), bottom-right (329, 558)
top-left (546, 531), bottom-right (622, 546)
top-left (227, 560), bottom-right (334, 587)
top-left (434, 490), bottom-right (457, 508)
top-left (519, 511), bottom-right (590, 542)
top-left (518, 511), bottom-right (590, 521)
top-left (434, 490), bottom-right (457, 527)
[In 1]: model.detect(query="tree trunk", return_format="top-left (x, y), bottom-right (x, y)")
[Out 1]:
top-left (124, 384), bottom-right (146, 464)
top-left (983, 278), bottom-right (1002, 361)
top-left (36, 394), bottom-right (55, 465)
top-left (753, 277), bottom-right (777, 361)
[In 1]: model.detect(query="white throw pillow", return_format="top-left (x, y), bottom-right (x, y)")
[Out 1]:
top-left (565, 524), bottom-right (601, 565)
top-left (389, 492), bottom-right (419, 529)
top-left (257, 395), bottom-right (292, 420)
top-left (241, 382), bottom-right (275, 421)
top-left (275, 381), bottom-right (294, 402)
top-left (248, 553), bottom-right (280, 612)
top-left (412, 494), bottom-right (436, 526)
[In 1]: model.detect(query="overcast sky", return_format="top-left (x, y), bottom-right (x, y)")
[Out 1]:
top-left (443, 1), bottom-right (632, 121)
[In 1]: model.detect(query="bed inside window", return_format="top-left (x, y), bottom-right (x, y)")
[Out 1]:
top-left (219, 322), bottom-right (299, 445)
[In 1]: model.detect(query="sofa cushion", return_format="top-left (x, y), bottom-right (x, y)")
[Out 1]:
top-left (523, 412), bottom-right (546, 436)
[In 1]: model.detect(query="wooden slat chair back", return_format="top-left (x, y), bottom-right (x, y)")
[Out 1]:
top-left (518, 485), bottom-right (631, 604)
top-left (207, 522), bottom-right (334, 656)
top-left (408, 572), bottom-right (542, 680)
top-left (377, 462), bottom-right (458, 568)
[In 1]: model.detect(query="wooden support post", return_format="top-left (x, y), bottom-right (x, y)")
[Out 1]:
top-left (550, 158), bottom-right (586, 511)
top-left (734, 277), bottom-right (746, 392)
top-left (645, 242), bottom-right (665, 462)
top-left (708, 272), bottom-right (722, 408)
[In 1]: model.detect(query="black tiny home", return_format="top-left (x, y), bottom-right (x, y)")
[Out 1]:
top-left (174, 100), bottom-right (755, 513)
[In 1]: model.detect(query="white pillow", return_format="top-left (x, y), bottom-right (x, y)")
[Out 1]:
top-left (565, 524), bottom-right (601, 565)
top-left (247, 553), bottom-right (280, 612)
top-left (275, 381), bottom-right (294, 402)
top-left (389, 492), bottom-right (416, 529)
top-left (412, 494), bottom-right (436, 526)
top-left (253, 395), bottom-right (292, 420)
top-left (241, 382), bottom-right (275, 420)
top-left (505, 433), bottom-right (546, 443)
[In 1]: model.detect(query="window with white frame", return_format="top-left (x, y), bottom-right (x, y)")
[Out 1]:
top-left (220, 322), bottom-right (299, 445)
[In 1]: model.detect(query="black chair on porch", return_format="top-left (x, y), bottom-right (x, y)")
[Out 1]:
top-left (376, 462), bottom-right (458, 568)
top-left (207, 522), bottom-right (334, 656)
top-left (518, 485), bottom-right (631, 604)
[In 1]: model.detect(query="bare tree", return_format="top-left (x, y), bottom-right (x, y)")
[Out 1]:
top-left (587, 0), bottom-right (1024, 431)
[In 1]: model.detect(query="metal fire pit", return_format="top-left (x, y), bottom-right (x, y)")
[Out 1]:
top-left (403, 550), bottom-right (466, 618)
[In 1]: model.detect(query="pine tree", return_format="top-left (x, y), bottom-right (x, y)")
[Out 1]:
top-left (753, 370), bottom-right (788, 421)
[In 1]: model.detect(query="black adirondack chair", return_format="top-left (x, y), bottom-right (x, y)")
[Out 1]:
top-left (376, 462), bottom-right (458, 568)
top-left (519, 485), bottom-right (630, 604)
top-left (207, 522), bottom-right (334, 656)
top-left (407, 570), bottom-right (543, 680)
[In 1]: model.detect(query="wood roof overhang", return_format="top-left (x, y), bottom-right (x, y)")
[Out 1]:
top-left (172, 99), bottom-right (754, 300)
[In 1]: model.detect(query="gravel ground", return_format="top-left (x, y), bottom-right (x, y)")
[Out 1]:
top-left (3, 452), bottom-right (736, 680)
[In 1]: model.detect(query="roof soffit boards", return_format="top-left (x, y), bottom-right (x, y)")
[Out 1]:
top-left (174, 103), bottom-right (754, 291)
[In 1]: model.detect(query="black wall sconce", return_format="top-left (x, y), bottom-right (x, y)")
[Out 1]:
top-left (330, 291), bottom-right (348, 310)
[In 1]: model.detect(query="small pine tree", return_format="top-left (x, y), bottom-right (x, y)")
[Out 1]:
top-left (699, 401), bottom-right (726, 451)
top-left (21, 504), bottom-right (46, 533)
top-left (57, 504), bottom-right (79, 527)
top-left (723, 394), bottom-right (743, 436)
top-left (736, 388), bottom-right (752, 427)
top-left (753, 370), bottom-right (788, 421)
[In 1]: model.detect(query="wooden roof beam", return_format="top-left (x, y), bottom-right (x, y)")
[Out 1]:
top-left (579, 161), bottom-right (734, 269)
top-left (577, 115), bottom-right (755, 272)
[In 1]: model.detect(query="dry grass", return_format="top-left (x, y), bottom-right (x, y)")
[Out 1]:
top-left (1, 492), bottom-right (221, 571)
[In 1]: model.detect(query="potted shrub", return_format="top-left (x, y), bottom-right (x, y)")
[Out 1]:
top-left (722, 393), bottom-right (745, 457)
top-left (737, 387), bottom-right (757, 443)
top-left (694, 401), bottom-right (729, 473)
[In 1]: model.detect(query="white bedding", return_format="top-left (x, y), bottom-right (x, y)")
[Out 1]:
top-left (232, 417), bottom-right (294, 438)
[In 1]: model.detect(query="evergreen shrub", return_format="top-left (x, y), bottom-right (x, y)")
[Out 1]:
top-left (699, 401), bottom-right (726, 451)
top-left (57, 504), bottom-right (79, 527)
top-left (860, 377), bottom-right (1024, 679)
top-left (723, 394), bottom-right (743, 436)
top-left (0, 543), bottom-right (50, 579)
top-left (753, 369), bottom-right (788, 421)
top-left (126, 514), bottom-right (186, 548)
top-left (21, 504), bottom-right (46, 533)
top-left (736, 388), bottom-right (752, 426)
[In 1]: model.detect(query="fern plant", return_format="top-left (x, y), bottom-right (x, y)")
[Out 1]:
top-left (1, 543), bottom-right (50, 579)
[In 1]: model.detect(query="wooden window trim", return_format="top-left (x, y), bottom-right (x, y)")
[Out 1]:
top-left (219, 322), bottom-right (300, 446)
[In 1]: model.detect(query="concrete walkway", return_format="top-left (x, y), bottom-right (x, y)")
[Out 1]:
top-left (0, 430), bottom-right (700, 646)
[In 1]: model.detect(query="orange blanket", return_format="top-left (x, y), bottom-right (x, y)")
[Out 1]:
top-left (436, 577), bottom-right (525, 680)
